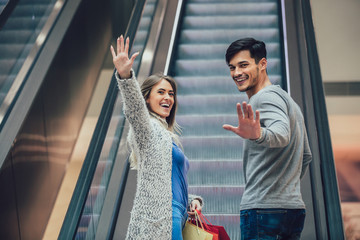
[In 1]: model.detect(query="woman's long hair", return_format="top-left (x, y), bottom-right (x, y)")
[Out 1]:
top-left (129, 73), bottom-right (182, 169)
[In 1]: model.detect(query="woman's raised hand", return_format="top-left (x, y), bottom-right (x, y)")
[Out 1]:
top-left (110, 35), bottom-right (139, 79)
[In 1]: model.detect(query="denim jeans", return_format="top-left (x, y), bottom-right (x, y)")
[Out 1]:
top-left (240, 208), bottom-right (306, 240)
top-left (172, 199), bottom-right (188, 240)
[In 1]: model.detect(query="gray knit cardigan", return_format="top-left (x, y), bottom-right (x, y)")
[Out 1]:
top-left (116, 71), bottom-right (201, 239)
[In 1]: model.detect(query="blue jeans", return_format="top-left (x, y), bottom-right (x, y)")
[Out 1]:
top-left (240, 208), bottom-right (306, 240)
top-left (172, 199), bottom-right (188, 240)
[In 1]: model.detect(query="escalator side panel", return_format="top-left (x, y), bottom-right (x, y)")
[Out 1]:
top-left (0, 0), bottom-right (113, 238)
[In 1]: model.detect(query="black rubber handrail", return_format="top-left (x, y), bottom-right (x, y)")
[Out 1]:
top-left (58, 0), bottom-right (146, 239)
top-left (301, 0), bottom-right (344, 239)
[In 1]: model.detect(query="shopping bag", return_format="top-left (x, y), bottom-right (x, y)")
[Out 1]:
top-left (191, 210), bottom-right (230, 240)
top-left (182, 221), bottom-right (214, 240)
top-left (183, 210), bottom-right (216, 240)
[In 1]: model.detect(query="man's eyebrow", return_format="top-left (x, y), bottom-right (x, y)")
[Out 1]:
top-left (228, 61), bottom-right (248, 67)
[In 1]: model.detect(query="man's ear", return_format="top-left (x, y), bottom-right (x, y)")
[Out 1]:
top-left (259, 57), bottom-right (267, 71)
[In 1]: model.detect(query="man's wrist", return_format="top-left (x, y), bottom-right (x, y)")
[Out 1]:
top-left (250, 128), bottom-right (263, 141)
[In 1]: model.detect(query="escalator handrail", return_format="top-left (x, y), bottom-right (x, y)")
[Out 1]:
top-left (0, 0), bottom-right (18, 30)
top-left (301, 1), bottom-right (344, 239)
top-left (58, 0), bottom-right (146, 239)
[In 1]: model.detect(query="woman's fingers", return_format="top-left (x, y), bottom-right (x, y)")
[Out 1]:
top-left (120, 35), bottom-right (124, 53)
top-left (124, 37), bottom-right (129, 55)
top-left (110, 45), bottom-right (116, 58)
top-left (130, 51), bottom-right (139, 64)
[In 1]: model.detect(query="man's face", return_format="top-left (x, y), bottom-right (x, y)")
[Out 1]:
top-left (228, 50), bottom-right (261, 94)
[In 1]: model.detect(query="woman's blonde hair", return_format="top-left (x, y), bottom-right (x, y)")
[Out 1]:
top-left (129, 73), bottom-right (182, 169)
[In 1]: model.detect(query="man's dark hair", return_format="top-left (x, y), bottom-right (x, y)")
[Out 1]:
top-left (225, 38), bottom-right (267, 64)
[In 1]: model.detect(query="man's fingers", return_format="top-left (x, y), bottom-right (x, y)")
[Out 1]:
top-left (236, 103), bottom-right (243, 122)
top-left (255, 110), bottom-right (260, 122)
top-left (223, 124), bottom-right (236, 132)
top-left (242, 102), bottom-right (248, 117)
top-left (247, 104), bottom-right (254, 120)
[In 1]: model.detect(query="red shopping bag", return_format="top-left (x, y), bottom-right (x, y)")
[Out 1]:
top-left (190, 210), bottom-right (230, 240)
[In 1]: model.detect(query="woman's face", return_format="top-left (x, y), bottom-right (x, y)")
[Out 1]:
top-left (146, 79), bottom-right (175, 119)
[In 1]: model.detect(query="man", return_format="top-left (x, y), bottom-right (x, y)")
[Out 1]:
top-left (223, 38), bottom-right (312, 239)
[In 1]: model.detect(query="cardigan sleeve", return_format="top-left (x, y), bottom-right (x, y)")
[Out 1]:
top-left (115, 70), bottom-right (152, 142)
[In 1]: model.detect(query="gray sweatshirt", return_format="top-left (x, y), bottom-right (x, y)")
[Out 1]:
top-left (240, 85), bottom-right (312, 210)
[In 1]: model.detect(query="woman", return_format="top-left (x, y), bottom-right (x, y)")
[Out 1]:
top-left (110, 35), bottom-right (203, 239)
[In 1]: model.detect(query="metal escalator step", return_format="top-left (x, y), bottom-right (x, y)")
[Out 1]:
top-left (185, 2), bottom-right (277, 16)
top-left (177, 94), bottom-right (248, 115)
top-left (189, 0), bottom-right (276, 3)
top-left (176, 76), bottom-right (238, 95)
top-left (138, 16), bottom-right (151, 31)
top-left (188, 160), bottom-right (244, 185)
top-left (3, 16), bottom-right (47, 30)
top-left (176, 75), bottom-right (282, 95)
top-left (0, 59), bottom-right (16, 74)
top-left (179, 29), bottom-right (280, 44)
top-left (181, 136), bottom-right (244, 159)
top-left (8, 4), bottom-right (50, 17)
top-left (177, 114), bottom-right (239, 137)
top-left (0, 29), bottom-right (37, 43)
top-left (189, 186), bottom-right (244, 213)
top-left (183, 15), bottom-right (279, 30)
top-left (177, 42), bottom-right (281, 60)
top-left (0, 74), bottom-right (16, 92)
top-left (175, 58), bottom-right (281, 76)
top-left (0, 43), bottom-right (32, 59)
top-left (143, 3), bottom-right (156, 16)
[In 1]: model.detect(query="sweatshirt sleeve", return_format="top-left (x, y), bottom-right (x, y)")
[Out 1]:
top-left (115, 70), bottom-right (152, 139)
top-left (301, 128), bottom-right (312, 178)
top-left (252, 90), bottom-right (291, 148)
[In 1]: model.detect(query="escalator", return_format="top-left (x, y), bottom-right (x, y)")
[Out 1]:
top-left (0, 0), bottom-right (130, 239)
top-left (0, 0), bottom-right (344, 239)
top-left (61, 0), bottom-right (344, 239)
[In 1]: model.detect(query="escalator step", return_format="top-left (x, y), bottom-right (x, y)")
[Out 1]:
top-left (183, 15), bottom-right (278, 29)
top-left (3, 16), bottom-right (48, 30)
top-left (181, 136), bottom-right (244, 159)
top-left (185, 2), bottom-right (277, 16)
top-left (177, 94), bottom-right (248, 115)
top-left (175, 58), bottom-right (281, 76)
top-left (175, 75), bottom-right (282, 95)
top-left (176, 43), bottom-right (280, 60)
top-left (8, 4), bottom-right (50, 17)
top-left (179, 29), bottom-right (280, 44)
top-left (189, 186), bottom-right (244, 214)
top-left (0, 29), bottom-right (39, 43)
top-left (188, 160), bottom-right (244, 186)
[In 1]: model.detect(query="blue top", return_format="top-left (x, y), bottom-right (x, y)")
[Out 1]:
top-left (171, 142), bottom-right (189, 208)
